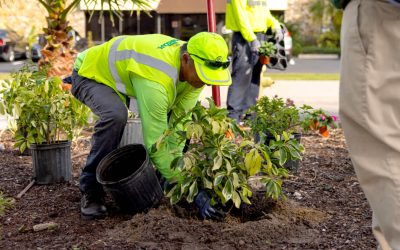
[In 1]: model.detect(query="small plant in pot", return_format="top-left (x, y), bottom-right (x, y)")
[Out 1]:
top-left (302, 109), bottom-right (337, 138)
top-left (153, 99), bottom-right (303, 215)
top-left (245, 96), bottom-right (309, 171)
top-left (258, 41), bottom-right (276, 65)
top-left (0, 63), bottom-right (91, 184)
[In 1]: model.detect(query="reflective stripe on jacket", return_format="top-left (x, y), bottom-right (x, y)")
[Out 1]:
top-left (76, 34), bottom-right (184, 106)
top-left (225, 0), bottom-right (280, 42)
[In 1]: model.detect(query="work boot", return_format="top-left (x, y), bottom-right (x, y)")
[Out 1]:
top-left (80, 192), bottom-right (108, 220)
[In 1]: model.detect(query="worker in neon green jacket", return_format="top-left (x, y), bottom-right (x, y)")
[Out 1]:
top-left (71, 32), bottom-right (231, 220)
top-left (225, 0), bottom-right (283, 123)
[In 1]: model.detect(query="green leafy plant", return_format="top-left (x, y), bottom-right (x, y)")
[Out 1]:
top-left (0, 192), bottom-right (14, 216)
top-left (258, 41), bottom-right (276, 57)
top-left (247, 96), bottom-right (311, 136)
top-left (153, 99), bottom-right (304, 210)
top-left (246, 95), bottom-right (337, 138)
top-left (0, 63), bottom-right (91, 152)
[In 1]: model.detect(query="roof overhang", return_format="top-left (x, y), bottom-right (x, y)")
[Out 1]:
top-left (79, 0), bottom-right (160, 11)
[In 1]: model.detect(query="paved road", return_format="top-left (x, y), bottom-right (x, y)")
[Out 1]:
top-left (0, 58), bottom-right (340, 74)
top-left (0, 59), bottom-right (27, 73)
top-left (275, 57), bottom-right (340, 74)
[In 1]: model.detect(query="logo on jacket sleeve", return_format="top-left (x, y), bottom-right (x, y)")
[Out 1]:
top-left (158, 39), bottom-right (179, 49)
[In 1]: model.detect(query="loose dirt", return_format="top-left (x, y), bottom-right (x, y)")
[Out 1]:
top-left (0, 129), bottom-right (376, 249)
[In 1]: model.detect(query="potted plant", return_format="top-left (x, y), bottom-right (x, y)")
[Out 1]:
top-left (302, 108), bottom-right (337, 137)
top-left (0, 63), bottom-right (91, 184)
top-left (246, 95), bottom-right (338, 138)
top-left (245, 96), bottom-right (338, 171)
top-left (258, 41), bottom-right (276, 65)
top-left (153, 99), bottom-right (303, 212)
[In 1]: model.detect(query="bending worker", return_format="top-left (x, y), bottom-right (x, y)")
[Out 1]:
top-left (225, 0), bottom-right (283, 123)
top-left (70, 32), bottom-right (232, 220)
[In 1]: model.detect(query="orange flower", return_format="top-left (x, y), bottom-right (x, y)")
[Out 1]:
top-left (225, 129), bottom-right (235, 140)
top-left (61, 83), bottom-right (72, 91)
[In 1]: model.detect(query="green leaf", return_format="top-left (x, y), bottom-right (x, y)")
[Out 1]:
top-left (202, 177), bottom-right (213, 190)
top-left (225, 159), bottom-right (232, 174)
top-left (183, 156), bottom-right (193, 170)
top-left (232, 172), bottom-right (240, 188)
top-left (232, 191), bottom-right (241, 208)
top-left (211, 120), bottom-right (220, 134)
top-left (0, 102), bottom-right (5, 115)
top-left (239, 190), bottom-right (251, 205)
top-left (187, 181), bottom-right (198, 203)
top-left (14, 103), bottom-right (21, 117)
top-left (245, 148), bottom-right (262, 176)
top-left (180, 179), bottom-right (192, 194)
top-left (279, 148), bottom-right (288, 166)
top-left (222, 179), bottom-right (233, 201)
top-left (212, 155), bottom-right (223, 171)
top-left (213, 172), bottom-right (225, 186)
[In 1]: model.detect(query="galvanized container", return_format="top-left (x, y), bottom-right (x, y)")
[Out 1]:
top-left (119, 118), bottom-right (144, 147)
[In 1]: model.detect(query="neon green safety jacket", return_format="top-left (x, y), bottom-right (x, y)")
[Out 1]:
top-left (225, 0), bottom-right (281, 42)
top-left (74, 34), bottom-right (204, 182)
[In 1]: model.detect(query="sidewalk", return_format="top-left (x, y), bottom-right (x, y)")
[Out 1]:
top-left (199, 80), bottom-right (340, 118)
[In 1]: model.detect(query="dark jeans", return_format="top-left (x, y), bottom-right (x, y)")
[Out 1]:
top-left (227, 32), bottom-right (267, 122)
top-left (71, 70), bottom-right (128, 195)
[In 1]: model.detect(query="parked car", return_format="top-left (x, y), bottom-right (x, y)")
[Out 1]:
top-left (31, 29), bottom-right (87, 62)
top-left (0, 28), bottom-right (29, 62)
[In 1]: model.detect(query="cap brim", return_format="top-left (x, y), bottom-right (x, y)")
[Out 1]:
top-left (193, 61), bottom-right (232, 86)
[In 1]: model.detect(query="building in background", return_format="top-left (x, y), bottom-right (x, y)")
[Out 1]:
top-left (80, 0), bottom-right (288, 43)
top-left (1, 0), bottom-right (296, 45)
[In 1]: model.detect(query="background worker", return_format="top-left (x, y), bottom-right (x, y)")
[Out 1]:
top-left (336, 0), bottom-right (400, 248)
top-left (225, 0), bottom-right (284, 123)
top-left (71, 32), bottom-right (231, 220)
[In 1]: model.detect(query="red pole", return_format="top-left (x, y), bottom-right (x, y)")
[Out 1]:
top-left (206, 0), bottom-right (221, 106)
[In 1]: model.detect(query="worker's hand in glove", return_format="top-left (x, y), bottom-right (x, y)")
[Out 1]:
top-left (195, 190), bottom-right (225, 220)
top-left (249, 39), bottom-right (261, 53)
top-left (274, 27), bottom-right (285, 42)
top-left (249, 39), bottom-right (261, 65)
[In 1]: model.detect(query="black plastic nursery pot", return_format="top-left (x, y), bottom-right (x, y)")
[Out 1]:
top-left (30, 141), bottom-right (72, 184)
top-left (96, 144), bottom-right (163, 214)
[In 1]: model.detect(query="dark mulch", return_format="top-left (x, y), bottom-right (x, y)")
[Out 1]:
top-left (0, 129), bottom-right (376, 249)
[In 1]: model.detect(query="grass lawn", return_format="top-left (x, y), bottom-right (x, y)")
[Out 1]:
top-left (0, 73), bottom-right (11, 81)
top-left (266, 73), bottom-right (339, 81)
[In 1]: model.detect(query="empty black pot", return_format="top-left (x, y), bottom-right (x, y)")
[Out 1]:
top-left (96, 144), bottom-right (163, 214)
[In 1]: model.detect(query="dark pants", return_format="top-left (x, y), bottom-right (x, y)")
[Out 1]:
top-left (227, 32), bottom-right (266, 122)
top-left (71, 70), bottom-right (128, 195)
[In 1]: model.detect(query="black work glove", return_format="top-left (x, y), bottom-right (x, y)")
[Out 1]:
top-left (194, 190), bottom-right (225, 220)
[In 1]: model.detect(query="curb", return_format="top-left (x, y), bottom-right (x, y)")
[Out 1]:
top-left (298, 54), bottom-right (339, 59)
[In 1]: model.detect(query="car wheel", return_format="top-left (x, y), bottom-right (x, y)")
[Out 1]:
top-left (5, 47), bottom-right (15, 62)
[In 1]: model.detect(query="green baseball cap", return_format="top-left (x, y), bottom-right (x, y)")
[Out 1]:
top-left (187, 32), bottom-right (232, 86)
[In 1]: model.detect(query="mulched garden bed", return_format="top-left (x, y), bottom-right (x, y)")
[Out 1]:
top-left (0, 129), bottom-right (376, 249)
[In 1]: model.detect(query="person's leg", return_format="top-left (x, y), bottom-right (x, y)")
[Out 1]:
top-left (71, 70), bottom-right (128, 218)
top-left (245, 32), bottom-right (267, 112)
top-left (227, 32), bottom-right (254, 122)
top-left (339, 0), bottom-right (400, 248)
